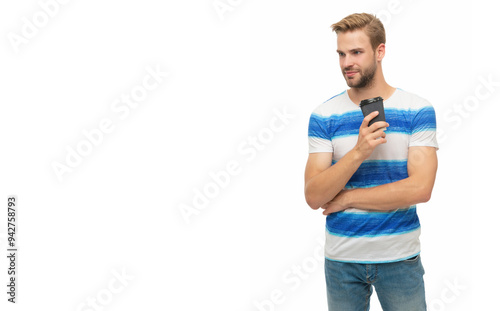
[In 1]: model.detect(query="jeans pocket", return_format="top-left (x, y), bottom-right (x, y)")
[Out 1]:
top-left (403, 254), bottom-right (420, 263)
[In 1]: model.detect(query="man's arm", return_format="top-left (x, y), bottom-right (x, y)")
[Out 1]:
top-left (304, 111), bottom-right (388, 210)
top-left (304, 151), bottom-right (362, 210)
top-left (321, 146), bottom-right (438, 214)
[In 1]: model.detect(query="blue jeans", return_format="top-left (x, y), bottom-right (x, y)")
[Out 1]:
top-left (324, 255), bottom-right (426, 311)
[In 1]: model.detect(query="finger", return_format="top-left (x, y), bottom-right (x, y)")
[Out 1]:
top-left (321, 203), bottom-right (331, 215)
top-left (320, 202), bottom-right (331, 211)
top-left (371, 132), bottom-right (388, 145)
top-left (374, 137), bottom-right (387, 145)
top-left (322, 204), bottom-right (339, 215)
top-left (369, 121), bottom-right (389, 131)
top-left (367, 127), bottom-right (386, 139)
top-left (366, 130), bottom-right (388, 145)
top-left (361, 111), bottom-right (379, 128)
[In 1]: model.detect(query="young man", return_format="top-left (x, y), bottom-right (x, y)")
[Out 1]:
top-left (304, 13), bottom-right (438, 310)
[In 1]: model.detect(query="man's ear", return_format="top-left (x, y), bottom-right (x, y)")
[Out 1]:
top-left (376, 43), bottom-right (386, 61)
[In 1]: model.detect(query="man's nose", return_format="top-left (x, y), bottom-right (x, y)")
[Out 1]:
top-left (342, 55), bottom-right (354, 69)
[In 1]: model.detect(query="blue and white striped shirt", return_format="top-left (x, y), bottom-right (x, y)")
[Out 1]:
top-left (308, 88), bottom-right (438, 263)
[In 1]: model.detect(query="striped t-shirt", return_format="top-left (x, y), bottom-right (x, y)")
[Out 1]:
top-left (308, 88), bottom-right (438, 263)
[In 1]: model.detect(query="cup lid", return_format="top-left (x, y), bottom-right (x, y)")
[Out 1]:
top-left (360, 96), bottom-right (383, 107)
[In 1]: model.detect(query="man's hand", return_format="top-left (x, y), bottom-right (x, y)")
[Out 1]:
top-left (306, 112), bottom-right (389, 212)
top-left (354, 111), bottom-right (390, 160)
top-left (321, 190), bottom-right (350, 215)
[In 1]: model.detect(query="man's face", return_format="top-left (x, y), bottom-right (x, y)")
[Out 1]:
top-left (336, 29), bottom-right (377, 89)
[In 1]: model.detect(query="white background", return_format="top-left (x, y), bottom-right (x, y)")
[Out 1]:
top-left (1, 0), bottom-right (499, 310)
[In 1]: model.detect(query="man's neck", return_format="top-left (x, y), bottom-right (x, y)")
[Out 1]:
top-left (347, 78), bottom-right (396, 106)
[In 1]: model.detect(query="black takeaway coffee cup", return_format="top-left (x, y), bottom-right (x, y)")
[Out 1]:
top-left (360, 96), bottom-right (386, 127)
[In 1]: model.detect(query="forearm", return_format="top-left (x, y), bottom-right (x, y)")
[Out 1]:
top-left (342, 177), bottom-right (432, 211)
top-left (305, 149), bottom-right (364, 209)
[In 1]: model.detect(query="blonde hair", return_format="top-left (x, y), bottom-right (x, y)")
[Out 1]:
top-left (331, 13), bottom-right (386, 51)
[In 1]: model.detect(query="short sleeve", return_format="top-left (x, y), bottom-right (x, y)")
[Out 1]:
top-left (308, 113), bottom-right (333, 153)
top-left (409, 105), bottom-right (439, 150)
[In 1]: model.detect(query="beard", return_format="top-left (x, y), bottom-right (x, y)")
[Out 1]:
top-left (344, 58), bottom-right (377, 89)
